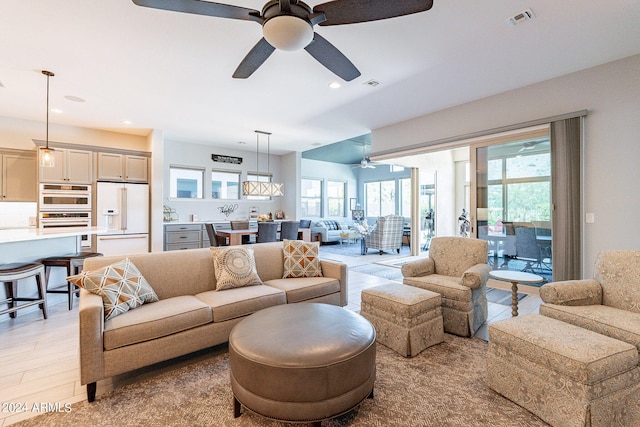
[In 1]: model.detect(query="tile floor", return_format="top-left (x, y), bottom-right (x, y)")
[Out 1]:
top-left (0, 247), bottom-right (542, 426)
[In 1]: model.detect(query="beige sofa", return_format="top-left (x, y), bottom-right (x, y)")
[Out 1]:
top-left (79, 242), bottom-right (348, 402)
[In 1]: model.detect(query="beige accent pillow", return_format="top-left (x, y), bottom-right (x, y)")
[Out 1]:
top-left (67, 258), bottom-right (158, 320)
top-left (210, 246), bottom-right (263, 291)
top-left (282, 239), bottom-right (323, 278)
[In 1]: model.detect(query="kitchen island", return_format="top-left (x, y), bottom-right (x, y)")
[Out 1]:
top-left (0, 227), bottom-right (105, 320)
top-left (0, 226), bottom-right (105, 263)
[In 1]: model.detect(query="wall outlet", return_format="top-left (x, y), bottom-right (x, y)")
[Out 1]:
top-left (585, 213), bottom-right (595, 223)
top-left (29, 216), bottom-right (37, 226)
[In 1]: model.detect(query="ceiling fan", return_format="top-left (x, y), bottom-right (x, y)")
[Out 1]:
top-left (132, 0), bottom-right (434, 81)
top-left (353, 142), bottom-right (375, 169)
top-left (518, 140), bottom-right (545, 152)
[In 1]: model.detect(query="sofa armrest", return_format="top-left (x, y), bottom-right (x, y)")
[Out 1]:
top-left (462, 263), bottom-right (491, 290)
top-left (78, 289), bottom-right (106, 386)
top-left (540, 279), bottom-right (603, 306)
top-left (310, 224), bottom-right (329, 242)
top-left (319, 259), bottom-right (348, 306)
top-left (401, 258), bottom-right (435, 278)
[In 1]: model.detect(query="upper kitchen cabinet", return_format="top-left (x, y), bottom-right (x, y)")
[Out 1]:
top-left (1, 149), bottom-right (37, 201)
top-left (97, 152), bottom-right (148, 182)
top-left (40, 147), bottom-right (93, 184)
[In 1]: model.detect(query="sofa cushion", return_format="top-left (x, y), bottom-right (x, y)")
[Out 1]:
top-left (282, 239), bottom-right (323, 278)
top-left (196, 285), bottom-right (286, 322)
top-left (540, 303), bottom-right (640, 352)
top-left (68, 258), bottom-right (159, 320)
top-left (210, 246), bottom-right (263, 291)
top-left (264, 277), bottom-right (340, 303)
top-left (103, 295), bottom-right (212, 351)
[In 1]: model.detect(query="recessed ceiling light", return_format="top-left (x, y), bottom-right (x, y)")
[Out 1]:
top-left (328, 81), bottom-right (341, 89)
top-left (237, 141), bottom-right (246, 145)
top-left (50, 108), bottom-right (63, 114)
top-left (64, 95), bottom-right (85, 103)
top-left (122, 120), bottom-right (132, 125)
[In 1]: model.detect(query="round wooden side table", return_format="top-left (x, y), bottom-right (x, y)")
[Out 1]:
top-left (488, 270), bottom-right (543, 317)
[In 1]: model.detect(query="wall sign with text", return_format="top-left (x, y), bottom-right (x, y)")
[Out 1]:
top-left (212, 154), bottom-right (243, 164)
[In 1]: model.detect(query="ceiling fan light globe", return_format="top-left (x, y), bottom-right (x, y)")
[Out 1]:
top-left (263, 15), bottom-right (313, 51)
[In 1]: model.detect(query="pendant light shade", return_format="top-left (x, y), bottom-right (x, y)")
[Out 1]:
top-left (39, 70), bottom-right (55, 168)
top-left (242, 131), bottom-right (284, 197)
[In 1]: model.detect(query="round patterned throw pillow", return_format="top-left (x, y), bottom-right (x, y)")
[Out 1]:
top-left (210, 247), bottom-right (263, 291)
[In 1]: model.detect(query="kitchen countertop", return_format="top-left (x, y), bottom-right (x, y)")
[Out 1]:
top-left (0, 226), bottom-right (106, 244)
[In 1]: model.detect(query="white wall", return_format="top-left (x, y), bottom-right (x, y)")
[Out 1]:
top-left (0, 116), bottom-right (149, 151)
top-left (373, 54), bottom-right (640, 276)
top-left (300, 158), bottom-right (358, 219)
top-left (163, 139), bottom-right (283, 222)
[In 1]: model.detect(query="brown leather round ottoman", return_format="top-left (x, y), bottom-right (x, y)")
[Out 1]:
top-left (229, 303), bottom-right (376, 425)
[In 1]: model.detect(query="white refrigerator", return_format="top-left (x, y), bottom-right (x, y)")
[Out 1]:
top-left (96, 182), bottom-right (149, 257)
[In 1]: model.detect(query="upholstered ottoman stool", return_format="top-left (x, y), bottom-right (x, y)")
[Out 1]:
top-left (487, 314), bottom-right (640, 427)
top-left (229, 303), bottom-right (376, 426)
top-left (361, 282), bottom-right (443, 357)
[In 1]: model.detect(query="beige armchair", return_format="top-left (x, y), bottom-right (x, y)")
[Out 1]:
top-left (401, 237), bottom-right (490, 337)
top-left (540, 250), bottom-right (640, 351)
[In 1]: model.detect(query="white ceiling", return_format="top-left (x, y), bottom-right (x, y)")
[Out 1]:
top-left (1, 0), bottom-right (639, 156)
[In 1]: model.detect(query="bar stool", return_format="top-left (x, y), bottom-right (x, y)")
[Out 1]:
top-left (41, 252), bottom-right (103, 310)
top-left (0, 262), bottom-right (48, 319)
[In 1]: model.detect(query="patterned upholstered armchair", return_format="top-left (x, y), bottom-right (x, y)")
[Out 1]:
top-left (540, 250), bottom-right (640, 351)
top-left (364, 215), bottom-right (404, 255)
top-left (401, 237), bottom-right (490, 337)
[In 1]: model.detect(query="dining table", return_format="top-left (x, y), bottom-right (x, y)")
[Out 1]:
top-left (217, 228), bottom-right (311, 246)
top-left (216, 229), bottom-right (258, 246)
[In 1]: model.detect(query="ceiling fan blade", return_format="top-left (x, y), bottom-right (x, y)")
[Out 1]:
top-left (314, 0), bottom-right (433, 26)
top-left (132, 0), bottom-right (262, 23)
top-left (232, 38), bottom-right (276, 79)
top-left (304, 33), bottom-right (360, 81)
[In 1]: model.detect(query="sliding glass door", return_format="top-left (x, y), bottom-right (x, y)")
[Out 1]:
top-left (472, 129), bottom-right (553, 282)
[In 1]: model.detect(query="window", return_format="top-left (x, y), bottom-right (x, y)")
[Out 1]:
top-left (327, 180), bottom-right (345, 217)
top-left (211, 170), bottom-right (240, 199)
top-left (365, 180), bottom-right (395, 217)
top-left (399, 178), bottom-right (411, 217)
top-left (245, 173), bottom-right (272, 200)
top-left (301, 178), bottom-right (322, 217)
top-left (170, 166), bottom-right (203, 199)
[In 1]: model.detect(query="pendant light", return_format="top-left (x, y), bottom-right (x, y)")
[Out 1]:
top-left (39, 70), bottom-right (55, 168)
top-left (242, 130), bottom-right (284, 197)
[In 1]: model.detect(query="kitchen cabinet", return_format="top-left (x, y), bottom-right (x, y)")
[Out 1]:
top-left (164, 223), bottom-right (203, 251)
top-left (1, 150), bottom-right (37, 201)
top-left (97, 152), bottom-right (148, 182)
top-left (40, 148), bottom-right (93, 184)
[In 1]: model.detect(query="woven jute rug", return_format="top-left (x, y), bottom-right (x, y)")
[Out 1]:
top-left (15, 334), bottom-right (547, 426)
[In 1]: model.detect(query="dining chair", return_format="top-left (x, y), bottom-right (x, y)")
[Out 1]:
top-left (256, 222), bottom-right (278, 243)
top-left (279, 221), bottom-right (300, 241)
top-left (231, 220), bottom-right (251, 244)
top-left (205, 223), bottom-right (227, 246)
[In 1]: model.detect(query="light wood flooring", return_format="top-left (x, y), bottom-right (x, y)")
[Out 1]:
top-left (0, 248), bottom-right (542, 426)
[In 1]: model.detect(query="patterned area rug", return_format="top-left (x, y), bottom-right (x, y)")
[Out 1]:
top-left (349, 264), bottom-right (404, 282)
top-left (319, 242), bottom-right (413, 258)
top-left (15, 335), bottom-right (547, 427)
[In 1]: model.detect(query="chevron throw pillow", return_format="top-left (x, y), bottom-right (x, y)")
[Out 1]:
top-left (282, 239), bottom-right (323, 278)
top-left (67, 258), bottom-right (158, 320)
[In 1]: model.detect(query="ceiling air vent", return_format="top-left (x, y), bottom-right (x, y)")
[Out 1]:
top-left (363, 79), bottom-right (380, 87)
top-left (506, 8), bottom-right (535, 27)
